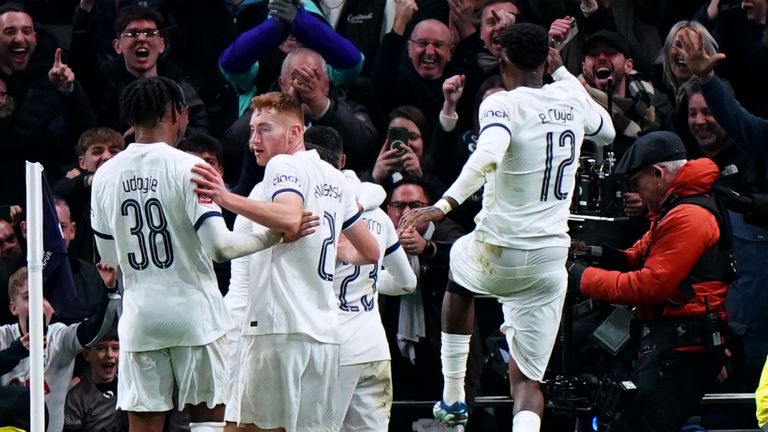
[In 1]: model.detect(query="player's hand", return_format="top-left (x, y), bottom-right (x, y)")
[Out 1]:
top-left (191, 163), bottom-right (228, 205)
top-left (96, 261), bottom-right (118, 290)
top-left (399, 205), bottom-right (445, 230)
top-left (48, 48), bottom-right (75, 93)
top-left (623, 192), bottom-right (645, 217)
top-left (442, 74), bottom-right (465, 110)
top-left (678, 28), bottom-right (726, 80)
top-left (283, 211), bottom-right (319, 242)
top-left (399, 146), bottom-right (423, 178)
top-left (372, 147), bottom-right (402, 182)
top-left (398, 226), bottom-right (427, 255)
top-left (336, 233), bottom-right (358, 264)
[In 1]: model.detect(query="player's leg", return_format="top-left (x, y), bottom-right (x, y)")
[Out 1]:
top-left (296, 336), bottom-right (341, 432)
top-left (128, 412), bottom-right (168, 432)
top-left (118, 349), bottom-right (175, 432)
top-left (339, 361), bottom-right (392, 431)
top-left (170, 337), bottom-right (229, 432)
top-left (500, 246), bottom-right (569, 432)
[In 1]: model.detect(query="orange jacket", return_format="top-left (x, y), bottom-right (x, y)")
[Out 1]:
top-left (580, 159), bottom-right (728, 321)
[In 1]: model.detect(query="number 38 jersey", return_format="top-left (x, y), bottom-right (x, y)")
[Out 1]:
top-left (91, 142), bottom-right (227, 352)
top-left (447, 67), bottom-right (614, 250)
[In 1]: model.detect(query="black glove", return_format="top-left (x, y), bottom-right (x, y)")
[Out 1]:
top-left (269, 0), bottom-right (300, 26)
top-left (711, 183), bottom-right (755, 215)
top-left (566, 260), bottom-right (586, 295)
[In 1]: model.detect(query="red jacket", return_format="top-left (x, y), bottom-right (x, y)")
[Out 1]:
top-left (580, 159), bottom-right (728, 321)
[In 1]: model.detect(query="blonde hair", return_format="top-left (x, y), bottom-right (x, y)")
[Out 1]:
top-left (662, 21), bottom-right (719, 91)
top-left (8, 266), bottom-right (27, 302)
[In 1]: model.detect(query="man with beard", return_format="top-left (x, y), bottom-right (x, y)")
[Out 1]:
top-left (0, 3), bottom-right (95, 206)
top-left (573, 30), bottom-right (673, 160)
top-left (70, 3), bottom-right (208, 136)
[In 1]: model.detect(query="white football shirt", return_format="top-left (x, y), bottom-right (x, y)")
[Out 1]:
top-left (335, 207), bottom-right (414, 365)
top-left (91, 142), bottom-right (228, 351)
top-left (444, 67), bottom-right (615, 249)
top-left (242, 150), bottom-right (361, 344)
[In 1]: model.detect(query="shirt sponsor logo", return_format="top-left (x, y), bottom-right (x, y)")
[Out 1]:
top-left (313, 183), bottom-right (344, 202)
top-left (480, 109), bottom-right (510, 121)
top-left (197, 194), bottom-right (212, 204)
top-left (538, 106), bottom-right (574, 124)
top-left (347, 12), bottom-right (373, 24)
top-left (272, 173), bottom-right (301, 187)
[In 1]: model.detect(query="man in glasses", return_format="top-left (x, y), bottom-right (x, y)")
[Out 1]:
top-left (372, 0), bottom-right (465, 129)
top-left (568, 131), bottom-right (733, 432)
top-left (70, 3), bottom-right (209, 136)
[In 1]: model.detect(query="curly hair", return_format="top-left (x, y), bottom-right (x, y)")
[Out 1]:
top-left (498, 23), bottom-right (549, 72)
top-left (120, 76), bottom-right (187, 127)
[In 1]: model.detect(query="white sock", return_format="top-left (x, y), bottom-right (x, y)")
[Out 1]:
top-left (512, 410), bottom-right (541, 432)
top-left (441, 332), bottom-right (471, 405)
top-left (189, 421), bottom-right (226, 432)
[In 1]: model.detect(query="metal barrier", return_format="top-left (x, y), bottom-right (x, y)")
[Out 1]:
top-left (393, 393), bottom-right (755, 408)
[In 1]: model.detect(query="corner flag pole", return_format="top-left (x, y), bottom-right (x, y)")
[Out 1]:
top-left (25, 161), bottom-right (45, 432)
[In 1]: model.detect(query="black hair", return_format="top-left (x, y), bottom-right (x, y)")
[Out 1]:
top-left (388, 177), bottom-right (434, 204)
top-left (178, 134), bottom-right (224, 165)
top-left (0, 3), bottom-right (27, 16)
top-left (498, 23), bottom-right (549, 72)
top-left (304, 125), bottom-right (343, 168)
top-left (114, 4), bottom-right (164, 37)
top-left (120, 76), bottom-right (186, 127)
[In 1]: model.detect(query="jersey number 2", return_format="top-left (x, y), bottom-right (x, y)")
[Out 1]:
top-left (540, 130), bottom-right (576, 202)
top-left (121, 198), bottom-right (174, 270)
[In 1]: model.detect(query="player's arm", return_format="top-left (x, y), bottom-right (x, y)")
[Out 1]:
top-left (93, 234), bottom-right (119, 267)
top-left (197, 214), bottom-right (283, 262)
top-left (340, 219), bottom-right (381, 264)
top-left (378, 241), bottom-right (417, 295)
top-left (192, 162), bottom-right (303, 237)
top-left (73, 265), bottom-right (121, 349)
top-left (437, 95), bottom-right (510, 212)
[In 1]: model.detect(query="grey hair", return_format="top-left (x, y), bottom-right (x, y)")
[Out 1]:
top-left (657, 159), bottom-right (687, 174)
top-left (661, 21), bottom-right (718, 91)
top-left (280, 48), bottom-right (328, 79)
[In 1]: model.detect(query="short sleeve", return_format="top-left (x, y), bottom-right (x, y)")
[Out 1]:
top-left (477, 92), bottom-right (514, 137)
top-left (90, 175), bottom-right (113, 240)
top-left (341, 176), bottom-right (361, 231)
top-left (264, 154), bottom-right (307, 203)
top-left (383, 216), bottom-right (401, 256)
top-left (183, 156), bottom-right (223, 231)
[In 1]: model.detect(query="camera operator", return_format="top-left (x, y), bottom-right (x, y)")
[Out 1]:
top-left (567, 131), bottom-right (732, 432)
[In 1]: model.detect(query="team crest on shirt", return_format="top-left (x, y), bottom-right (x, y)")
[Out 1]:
top-left (197, 193), bottom-right (213, 204)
